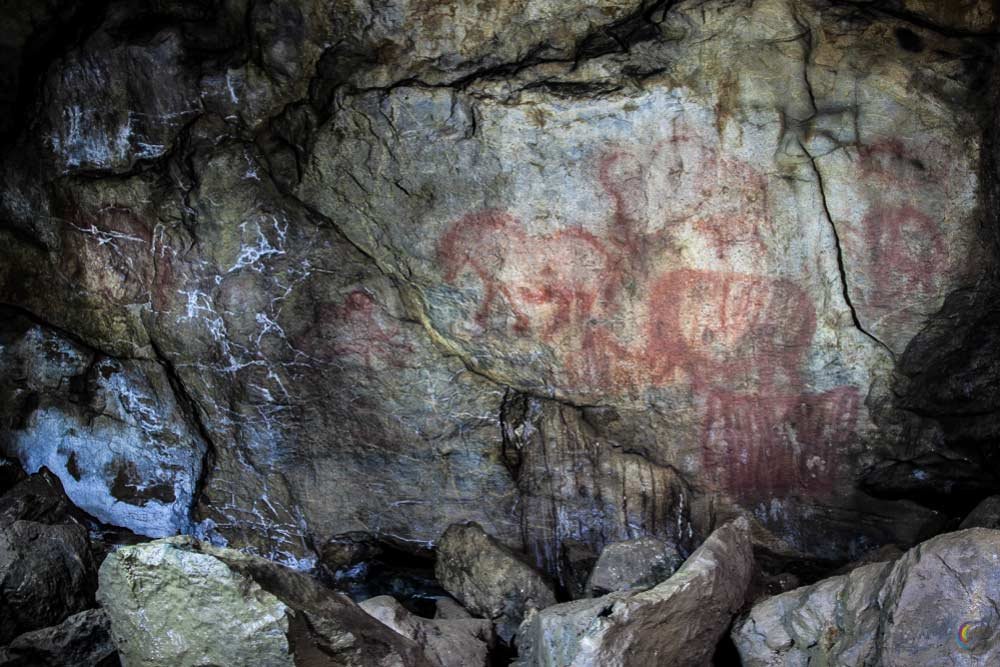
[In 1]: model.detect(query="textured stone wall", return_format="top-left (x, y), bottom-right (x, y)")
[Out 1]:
top-left (0, 0), bottom-right (996, 578)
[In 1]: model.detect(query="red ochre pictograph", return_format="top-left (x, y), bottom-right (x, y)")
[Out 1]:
top-left (435, 128), bottom-right (954, 499)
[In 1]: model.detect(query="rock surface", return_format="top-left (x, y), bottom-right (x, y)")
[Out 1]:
top-left (960, 496), bottom-right (1000, 529)
top-left (0, 311), bottom-right (208, 538)
top-left (0, 0), bottom-right (995, 597)
top-left (0, 467), bottom-right (78, 528)
top-left (734, 528), bottom-right (1000, 666)
top-left (585, 536), bottom-right (684, 596)
top-left (435, 522), bottom-right (557, 643)
top-left (0, 609), bottom-right (118, 667)
top-left (97, 536), bottom-right (433, 667)
top-left (360, 595), bottom-right (493, 667)
top-left (0, 520), bottom-right (96, 644)
top-left (516, 517), bottom-right (753, 666)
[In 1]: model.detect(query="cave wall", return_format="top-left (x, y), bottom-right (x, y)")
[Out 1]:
top-left (0, 0), bottom-right (997, 577)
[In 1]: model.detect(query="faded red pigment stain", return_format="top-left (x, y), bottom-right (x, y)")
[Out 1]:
top-left (437, 130), bottom-right (864, 499)
top-left (701, 387), bottom-right (859, 497)
top-left (60, 203), bottom-right (157, 306)
top-left (645, 269), bottom-right (816, 392)
top-left (850, 139), bottom-right (953, 330)
top-left (439, 210), bottom-right (615, 338)
top-left (326, 290), bottom-right (413, 369)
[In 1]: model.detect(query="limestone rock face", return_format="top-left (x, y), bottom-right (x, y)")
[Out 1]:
top-left (360, 595), bottom-right (493, 667)
top-left (0, 311), bottom-right (207, 538)
top-left (585, 536), bottom-right (684, 596)
top-left (733, 528), bottom-right (1000, 666)
top-left (0, 609), bottom-right (118, 667)
top-left (97, 536), bottom-right (433, 667)
top-left (0, 0), bottom-right (996, 589)
top-left (516, 517), bottom-right (754, 667)
top-left (434, 522), bottom-right (557, 643)
top-left (0, 520), bottom-right (96, 644)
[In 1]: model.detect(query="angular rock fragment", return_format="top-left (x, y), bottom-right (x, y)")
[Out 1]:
top-left (434, 596), bottom-right (474, 620)
top-left (0, 467), bottom-right (78, 528)
top-left (733, 528), bottom-right (1000, 666)
top-left (0, 609), bottom-right (118, 667)
top-left (361, 595), bottom-right (493, 667)
top-left (434, 522), bottom-right (557, 643)
top-left (516, 517), bottom-right (753, 666)
top-left (0, 520), bottom-right (96, 644)
top-left (0, 455), bottom-right (23, 495)
top-left (97, 536), bottom-right (433, 667)
top-left (960, 495), bottom-right (1000, 529)
top-left (585, 536), bottom-right (684, 596)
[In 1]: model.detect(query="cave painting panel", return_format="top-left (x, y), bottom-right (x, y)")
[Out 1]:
top-left (438, 127), bottom-right (955, 499)
top-left (291, 288), bottom-right (414, 372)
top-left (847, 139), bottom-right (957, 342)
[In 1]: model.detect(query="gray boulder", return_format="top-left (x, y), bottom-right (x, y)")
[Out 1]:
top-left (734, 527), bottom-right (1000, 666)
top-left (0, 609), bottom-right (118, 667)
top-left (97, 536), bottom-right (433, 667)
top-left (960, 496), bottom-right (1000, 529)
top-left (434, 522), bottom-right (557, 643)
top-left (0, 520), bottom-right (96, 644)
top-left (433, 597), bottom-right (473, 620)
top-left (516, 517), bottom-right (753, 666)
top-left (585, 536), bottom-right (684, 596)
top-left (360, 595), bottom-right (493, 667)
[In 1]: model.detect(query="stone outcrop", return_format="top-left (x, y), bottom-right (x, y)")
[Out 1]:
top-left (733, 528), bottom-right (1000, 666)
top-left (0, 520), bottom-right (97, 644)
top-left (97, 536), bottom-right (433, 667)
top-left (435, 522), bottom-right (557, 643)
top-left (585, 536), bottom-right (684, 596)
top-left (0, 609), bottom-right (117, 667)
top-left (0, 311), bottom-right (208, 538)
top-left (0, 468), bottom-right (79, 528)
top-left (516, 517), bottom-right (753, 666)
top-left (360, 595), bottom-right (493, 667)
top-left (960, 496), bottom-right (1000, 529)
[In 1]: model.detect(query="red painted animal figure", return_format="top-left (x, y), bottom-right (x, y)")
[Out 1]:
top-left (645, 269), bottom-right (817, 393)
top-left (438, 210), bottom-right (615, 338)
top-left (328, 289), bottom-right (413, 368)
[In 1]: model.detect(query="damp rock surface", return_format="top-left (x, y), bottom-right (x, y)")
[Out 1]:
top-left (0, 609), bottom-right (118, 667)
top-left (434, 522), bottom-right (557, 643)
top-left (516, 517), bottom-right (754, 666)
top-left (733, 528), bottom-right (1000, 666)
top-left (97, 536), bottom-right (434, 667)
top-left (360, 595), bottom-right (493, 667)
top-left (585, 536), bottom-right (685, 596)
top-left (0, 520), bottom-right (97, 645)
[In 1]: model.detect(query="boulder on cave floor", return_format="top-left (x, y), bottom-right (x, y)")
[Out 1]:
top-left (733, 527), bottom-right (1000, 666)
top-left (0, 467), bottom-right (80, 528)
top-left (960, 496), bottom-right (1000, 530)
top-left (360, 595), bottom-right (493, 667)
top-left (97, 536), bottom-right (434, 667)
top-left (515, 517), bottom-right (753, 667)
top-left (433, 596), bottom-right (474, 620)
top-left (585, 536), bottom-right (684, 597)
top-left (0, 520), bottom-right (97, 645)
top-left (0, 608), bottom-right (118, 667)
top-left (434, 522), bottom-right (557, 644)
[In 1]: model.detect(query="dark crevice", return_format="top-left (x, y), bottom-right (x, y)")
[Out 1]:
top-left (147, 336), bottom-right (218, 531)
top-left (828, 0), bottom-right (999, 40)
top-left (798, 139), bottom-right (898, 360)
